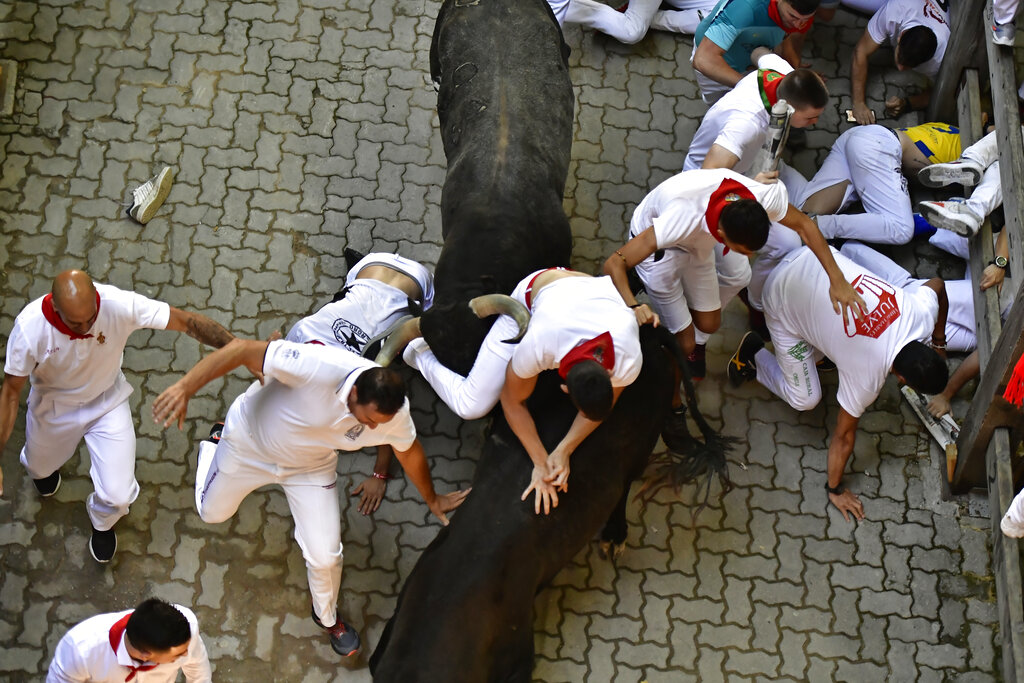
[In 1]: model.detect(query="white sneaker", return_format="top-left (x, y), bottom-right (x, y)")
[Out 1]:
top-left (127, 166), bottom-right (174, 224)
top-left (993, 21), bottom-right (1016, 47)
top-left (917, 159), bottom-right (984, 188)
top-left (917, 199), bottom-right (984, 237)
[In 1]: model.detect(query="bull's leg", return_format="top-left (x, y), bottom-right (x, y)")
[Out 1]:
top-left (598, 486), bottom-right (631, 562)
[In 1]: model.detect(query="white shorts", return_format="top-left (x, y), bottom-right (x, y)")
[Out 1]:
top-left (347, 252), bottom-right (434, 309)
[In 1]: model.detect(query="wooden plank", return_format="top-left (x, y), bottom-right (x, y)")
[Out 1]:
top-left (928, 0), bottom-right (985, 122)
top-left (988, 428), bottom-right (1024, 682)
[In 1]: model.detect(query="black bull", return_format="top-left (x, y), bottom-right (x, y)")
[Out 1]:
top-left (370, 0), bottom-right (678, 680)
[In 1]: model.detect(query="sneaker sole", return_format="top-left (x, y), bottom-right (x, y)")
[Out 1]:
top-left (135, 167), bottom-right (174, 224)
top-left (918, 166), bottom-right (982, 189)
top-left (918, 205), bottom-right (980, 237)
top-left (34, 474), bottom-right (61, 497)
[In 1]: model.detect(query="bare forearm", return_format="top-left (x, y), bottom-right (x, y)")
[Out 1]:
top-left (942, 351), bottom-right (980, 399)
top-left (851, 53), bottom-right (869, 106)
top-left (501, 399), bottom-right (549, 468)
top-left (393, 443), bottom-right (437, 505)
top-left (373, 445), bottom-right (394, 477)
top-left (180, 338), bottom-right (266, 395)
top-left (0, 390), bottom-right (20, 453)
top-left (183, 313), bottom-right (234, 348)
top-left (826, 431), bottom-right (856, 488)
top-left (554, 412), bottom-right (601, 458)
top-left (602, 257), bottom-right (638, 308)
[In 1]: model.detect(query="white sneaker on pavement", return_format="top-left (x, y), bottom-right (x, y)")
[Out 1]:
top-left (127, 166), bottom-right (174, 224)
top-left (993, 21), bottom-right (1016, 47)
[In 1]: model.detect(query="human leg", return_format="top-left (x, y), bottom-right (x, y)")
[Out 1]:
top-left (693, 246), bottom-right (750, 345)
top-left (838, 242), bottom-right (915, 288)
top-left (748, 222), bottom-right (804, 311)
top-left (564, 0), bottom-right (660, 43)
top-left (82, 400), bottom-right (140, 532)
top-left (650, 1), bottom-right (714, 34)
top-left (20, 395), bottom-right (86, 483)
top-left (282, 478), bottom-right (345, 628)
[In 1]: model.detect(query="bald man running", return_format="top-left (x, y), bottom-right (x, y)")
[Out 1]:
top-left (0, 270), bottom-right (234, 563)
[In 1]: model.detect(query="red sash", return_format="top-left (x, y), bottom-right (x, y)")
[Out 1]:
top-left (703, 179), bottom-right (757, 254)
top-left (524, 267), bottom-right (568, 310)
top-left (558, 331), bottom-right (615, 381)
top-left (108, 613), bottom-right (157, 681)
top-left (41, 291), bottom-right (101, 340)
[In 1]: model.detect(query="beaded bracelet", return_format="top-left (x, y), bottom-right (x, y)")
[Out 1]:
top-left (372, 471), bottom-right (393, 481)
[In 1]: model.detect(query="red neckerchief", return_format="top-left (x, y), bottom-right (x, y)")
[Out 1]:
top-left (524, 267), bottom-right (568, 310)
top-left (758, 69), bottom-right (785, 110)
top-left (558, 331), bottom-right (615, 381)
top-left (768, 0), bottom-right (813, 33)
top-left (108, 613), bottom-right (157, 682)
top-left (41, 291), bottom-right (101, 340)
top-left (703, 179), bottom-right (756, 254)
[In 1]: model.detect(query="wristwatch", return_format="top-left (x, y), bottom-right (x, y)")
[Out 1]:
top-left (991, 256), bottom-right (1008, 269)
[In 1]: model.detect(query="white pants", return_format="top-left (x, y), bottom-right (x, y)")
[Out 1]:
top-left (995, 0), bottom-right (1020, 25)
top-left (637, 242), bottom-right (750, 336)
top-left (747, 221), bottom-right (805, 312)
top-left (195, 419), bottom-right (344, 629)
top-left (958, 130), bottom-right (1009, 220)
top-left (839, 242), bottom-right (976, 353)
top-left (650, 0), bottom-right (717, 34)
top-left (22, 389), bottom-right (139, 531)
top-left (797, 126), bottom-right (914, 245)
top-left (405, 314), bottom-right (519, 420)
top-left (563, 0), bottom-right (661, 43)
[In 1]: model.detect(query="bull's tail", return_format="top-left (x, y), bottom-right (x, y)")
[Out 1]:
top-left (635, 326), bottom-right (739, 524)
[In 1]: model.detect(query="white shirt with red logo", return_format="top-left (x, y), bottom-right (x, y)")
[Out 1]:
top-left (629, 168), bottom-right (790, 264)
top-left (868, 0), bottom-right (949, 79)
top-left (765, 247), bottom-right (938, 417)
top-left (4, 284), bottom-right (170, 406)
top-left (223, 340), bottom-right (417, 476)
top-left (47, 605), bottom-right (211, 683)
top-left (509, 273), bottom-right (642, 388)
top-left (683, 53), bottom-right (794, 174)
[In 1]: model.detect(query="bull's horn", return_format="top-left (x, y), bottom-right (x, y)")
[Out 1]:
top-left (468, 294), bottom-right (530, 343)
top-left (374, 317), bottom-right (422, 366)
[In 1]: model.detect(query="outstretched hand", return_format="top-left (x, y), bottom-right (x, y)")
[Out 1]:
top-left (829, 488), bottom-right (865, 522)
top-left (153, 381), bottom-right (192, 430)
top-left (429, 488), bottom-right (471, 525)
top-left (522, 464), bottom-right (559, 515)
top-left (352, 476), bottom-right (387, 516)
top-left (830, 280), bottom-right (868, 327)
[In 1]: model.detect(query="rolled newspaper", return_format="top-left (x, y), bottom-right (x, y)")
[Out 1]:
top-left (754, 98), bottom-right (795, 174)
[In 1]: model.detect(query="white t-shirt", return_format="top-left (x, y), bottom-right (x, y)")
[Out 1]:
top-left (630, 168), bottom-right (790, 263)
top-left (47, 605), bottom-right (211, 683)
top-left (766, 247), bottom-right (938, 417)
top-left (684, 53), bottom-right (793, 175)
top-left (867, 0), bottom-right (949, 79)
top-left (509, 273), bottom-right (642, 388)
top-left (4, 283), bottom-right (170, 405)
top-left (226, 340), bottom-right (417, 471)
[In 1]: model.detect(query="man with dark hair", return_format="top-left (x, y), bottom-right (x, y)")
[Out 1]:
top-left (850, 0), bottom-right (948, 124)
top-left (403, 270), bottom-right (640, 517)
top-left (153, 337), bottom-right (468, 657)
top-left (728, 246), bottom-right (948, 521)
top-left (691, 0), bottom-right (819, 104)
top-left (48, 598), bottom-right (211, 682)
top-left (285, 251), bottom-right (434, 516)
top-left (0, 269), bottom-right (234, 563)
top-left (604, 168), bottom-right (863, 384)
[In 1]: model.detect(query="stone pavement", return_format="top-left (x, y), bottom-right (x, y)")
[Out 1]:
top-left (0, 1), bottom-right (999, 681)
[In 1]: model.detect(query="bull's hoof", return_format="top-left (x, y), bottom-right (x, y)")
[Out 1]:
top-left (597, 539), bottom-right (626, 562)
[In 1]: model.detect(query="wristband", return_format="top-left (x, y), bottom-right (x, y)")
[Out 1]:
top-left (628, 303), bottom-right (642, 309)
top-left (372, 471), bottom-right (392, 481)
top-left (825, 482), bottom-right (844, 495)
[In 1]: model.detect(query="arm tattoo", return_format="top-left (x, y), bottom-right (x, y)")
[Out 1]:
top-left (185, 314), bottom-right (234, 348)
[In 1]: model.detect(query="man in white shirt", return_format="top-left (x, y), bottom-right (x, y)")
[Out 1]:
top-left (603, 168), bottom-right (863, 384)
top-left (285, 251), bottom-right (434, 516)
top-left (728, 246), bottom-right (948, 521)
top-left (153, 338), bottom-right (468, 657)
top-left (850, 0), bottom-right (949, 124)
top-left (404, 269), bottom-right (642, 515)
top-left (0, 270), bottom-right (234, 563)
top-left (48, 598), bottom-right (211, 683)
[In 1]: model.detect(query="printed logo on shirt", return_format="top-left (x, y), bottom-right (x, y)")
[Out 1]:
top-left (845, 274), bottom-right (900, 339)
top-left (786, 340), bottom-right (812, 362)
top-left (332, 318), bottom-right (370, 353)
top-left (45, 346), bottom-right (61, 356)
top-left (96, 332), bottom-right (106, 345)
top-left (345, 424), bottom-right (365, 440)
top-left (284, 348), bottom-right (301, 360)
top-left (923, 0), bottom-right (947, 24)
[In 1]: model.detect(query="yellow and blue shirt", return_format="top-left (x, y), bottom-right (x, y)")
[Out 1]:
top-left (898, 122), bottom-right (962, 164)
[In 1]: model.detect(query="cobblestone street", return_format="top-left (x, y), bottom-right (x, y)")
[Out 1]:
top-left (0, 0), bottom-right (1000, 680)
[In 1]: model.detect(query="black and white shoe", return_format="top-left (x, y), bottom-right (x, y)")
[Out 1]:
top-left (728, 332), bottom-right (764, 387)
top-left (90, 527), bottom-right (117, 563)
top-left (209, 421), bottom-right (224, 444)
top-left (312, 607), bottom-right (361, 657)
top-left (126, 166), bottom-right (174, 224)
top-left (32, 471), bottom-right (61, 497)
